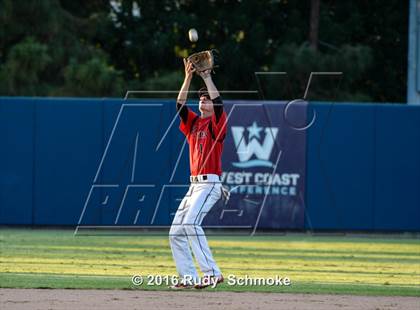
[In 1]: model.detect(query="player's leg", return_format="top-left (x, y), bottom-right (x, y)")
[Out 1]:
top-left (169, 185), bottom-right (199, 283)
top-left (182, 182), bottom-right (223, 277)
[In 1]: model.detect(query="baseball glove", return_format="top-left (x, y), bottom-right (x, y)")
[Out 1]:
top-left (187, 49), bottom-right (219, 72)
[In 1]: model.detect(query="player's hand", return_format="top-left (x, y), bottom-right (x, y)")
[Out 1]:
top-left (183, 58), bottom-right (196, 79)
top-left (197, 69), bottom-right (212, 80)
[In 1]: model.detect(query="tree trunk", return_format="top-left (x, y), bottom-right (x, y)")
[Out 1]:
top-left (309, 0), bottom-right (320, 50)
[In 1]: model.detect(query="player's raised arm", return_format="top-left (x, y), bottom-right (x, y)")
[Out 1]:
top-left (197, 70), bottom-right (220, 100)
top-left (176, 59), bottom-right (196, 123)
top-left (198, 70), bottom-right (223, 123)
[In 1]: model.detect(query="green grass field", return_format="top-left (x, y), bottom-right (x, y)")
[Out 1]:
top-left (0, 229), bottom-right (419, 296)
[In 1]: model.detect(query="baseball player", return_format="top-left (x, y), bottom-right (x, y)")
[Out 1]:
top-left (169, 59), bottom-right (227, 289)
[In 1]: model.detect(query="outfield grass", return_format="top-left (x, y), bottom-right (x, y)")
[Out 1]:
top-left (0, 229), bottom-right (419, 296)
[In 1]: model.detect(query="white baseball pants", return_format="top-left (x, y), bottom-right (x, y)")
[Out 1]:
top-left (169, 175), bottom-right (222, 281)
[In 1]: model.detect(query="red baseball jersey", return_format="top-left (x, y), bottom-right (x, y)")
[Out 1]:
top-left (179, 105), bottom-right (227, 176)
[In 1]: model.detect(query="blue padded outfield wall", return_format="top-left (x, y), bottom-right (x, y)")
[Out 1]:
top-left (0, 97), bottom-right (419, 231)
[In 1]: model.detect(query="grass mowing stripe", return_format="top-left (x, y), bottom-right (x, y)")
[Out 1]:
top-left (4, 247), bottom-right (419, 264)
top-left (5, 243), bottom-right (420, 259)
top-left (2, 256), bottom-right (419, 273)
top-left (3, 231), bottom-right (420, 246)
top-left (2, 255), bottom-right (418, 276)
top-left (2, 260), bottom-right (416, 277)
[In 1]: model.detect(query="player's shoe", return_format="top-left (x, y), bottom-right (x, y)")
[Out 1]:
top-left (169, 282), bottom-right (195, 290)
top-left (195, 275), bottom-right (224, 289)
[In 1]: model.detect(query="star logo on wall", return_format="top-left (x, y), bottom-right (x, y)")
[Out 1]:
top-left (247, 121), bottom-right (263, 140)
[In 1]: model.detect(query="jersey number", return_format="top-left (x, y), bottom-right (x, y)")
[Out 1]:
top-left (199, 143), bottom-right (203, 154)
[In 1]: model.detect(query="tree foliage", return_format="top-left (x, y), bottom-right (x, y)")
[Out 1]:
top-left (0, 0), bottom-right (408, 102)
top-left (0, 37), bottom-right (51, 95)
top-left (57, 55), bottom-right (124, 97)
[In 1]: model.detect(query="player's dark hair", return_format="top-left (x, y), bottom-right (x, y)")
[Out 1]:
top-left (198, 87), bottom-right (210, 99)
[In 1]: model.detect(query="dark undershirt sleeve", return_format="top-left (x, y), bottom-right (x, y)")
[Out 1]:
top-left (176, 101), bottom-right (188, 123)
top-left (212, 96), bottom-right (223, 123)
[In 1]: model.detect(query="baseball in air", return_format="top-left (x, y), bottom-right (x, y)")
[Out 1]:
top-left (188, 28), bottom-right (198, 42)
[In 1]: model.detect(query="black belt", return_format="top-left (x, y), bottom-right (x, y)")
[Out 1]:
top-left (190, 175), bottom-right (208, 183)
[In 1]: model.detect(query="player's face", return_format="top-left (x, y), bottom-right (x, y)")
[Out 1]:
top-left (199, 95), bottom-right (213, 114)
